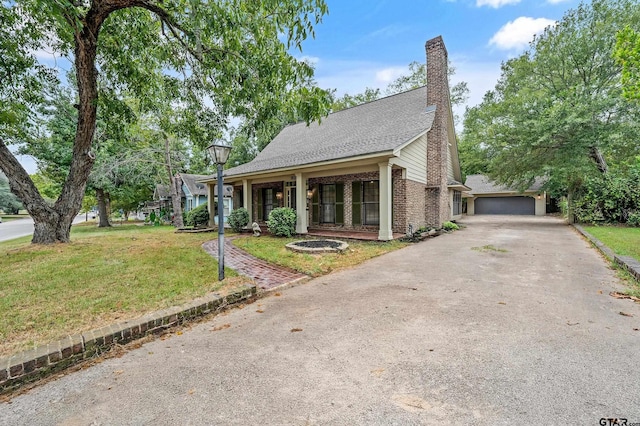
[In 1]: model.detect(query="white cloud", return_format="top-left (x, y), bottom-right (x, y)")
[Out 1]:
top-left (375, 67), bottom-right (407, 85)
top-left (476, 0), bottom-right (520, 8)
top-left (546, 0), bottom-right (570, 3)
top-left (489, 17), bottom-right (556, 50)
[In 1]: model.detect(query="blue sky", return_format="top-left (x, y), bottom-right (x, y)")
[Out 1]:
top-left (302, 0), bottom-right (580, 109)
top-left (16, 0), bottom-right (582, 174)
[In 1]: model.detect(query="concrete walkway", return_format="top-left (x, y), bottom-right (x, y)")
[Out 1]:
top-left (2, 216), bottom-right (639, 425)
top-left (202, 238), bottom-right (307, 290)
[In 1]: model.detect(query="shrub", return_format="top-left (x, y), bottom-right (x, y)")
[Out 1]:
top-left (628, 211), bottom-right (640, 227)
top-left (573, 168), bottom-right (640, 224)
top-left (228, 207), bottom-right (250, 232)
top-left (267, 207), bottom-right (297, 237)
top-left (185, 203), bottom-right (210, 227)
top-left (442, 221), bottom-right (459, 231)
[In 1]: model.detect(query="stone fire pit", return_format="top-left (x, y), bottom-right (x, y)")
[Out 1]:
top-left (285, 239), bottom-right (349, 253)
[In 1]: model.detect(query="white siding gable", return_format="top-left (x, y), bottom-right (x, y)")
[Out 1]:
top-left (447, 143), bottom-right (455, 181)
top-left (398, 133), bottom-right (427, 184)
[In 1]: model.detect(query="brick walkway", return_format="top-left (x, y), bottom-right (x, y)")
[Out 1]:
top-left (202, 238), bottom-right (308, 291)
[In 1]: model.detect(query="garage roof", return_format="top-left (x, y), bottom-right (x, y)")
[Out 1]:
top-left (465, 174), bottom-right (545, 195)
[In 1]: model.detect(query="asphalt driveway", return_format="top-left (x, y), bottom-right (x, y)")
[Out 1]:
top-left (2, 216), bottom-right (639, 425)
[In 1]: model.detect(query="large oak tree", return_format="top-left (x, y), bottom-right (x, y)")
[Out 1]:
top-left (0, 0), bottom-right (329, 243)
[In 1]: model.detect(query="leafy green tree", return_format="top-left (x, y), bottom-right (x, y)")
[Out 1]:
top-left (0, 0), bottom-right (330, 244)
top-left (462, 0), bottom-right (640, 204)
top-left (614, 25), bottom-right (640, 101)
top-left (0, 174), bottom-right (23, 214)
top-left (330, 87), bottom-right (381, 112)
top-left (385, 61), bottom-right (470, 108)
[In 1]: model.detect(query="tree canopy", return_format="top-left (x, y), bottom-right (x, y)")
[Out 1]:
top-left (0, 0), bottom-right (330, 243)
top-left (461, 0), bottom-right (640, 196)
top-left (615, 25), bottom-right (640, 102)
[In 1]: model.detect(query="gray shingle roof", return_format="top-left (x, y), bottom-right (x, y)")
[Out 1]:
top-left (224, 87), bottom-right (435, 177)
top-left (464, 174), bottom-right (545, 195)
top-left (179, 173), bottom-right (209, 196)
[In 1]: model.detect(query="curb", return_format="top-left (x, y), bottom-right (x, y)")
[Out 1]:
top-left (0, 285), bottom-right (257, 395)
top-left (572, 224), bottom-right (640, 282)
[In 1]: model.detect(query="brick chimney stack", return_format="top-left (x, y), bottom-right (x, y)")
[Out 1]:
top-left (425, 35), bottom-right (452, 227)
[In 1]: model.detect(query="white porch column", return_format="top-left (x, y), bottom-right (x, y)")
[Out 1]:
top-left (207, 183), bottom-right (216, 228)
top-left (378, 161), bottom-right (393, 241)
top-left (243, 179), bottom-right (252, 222)
top-left (295, 172), bottom-right (308, 234)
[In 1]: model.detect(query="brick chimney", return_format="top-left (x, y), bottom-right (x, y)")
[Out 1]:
top-left (425, 35), bottom-right (452, 227)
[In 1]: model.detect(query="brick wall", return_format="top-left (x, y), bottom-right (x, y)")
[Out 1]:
top-left (425, 36), bottom-right (453, 227)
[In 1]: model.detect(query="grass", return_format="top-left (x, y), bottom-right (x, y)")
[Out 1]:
top-left (0, 214), bottom-right (29, 222)
top-left (0, 224), bottom-right (248, 357)
top-left (232, 236), bottom-right (408, 276)
top-left (471, 244), bottom-right (508, 253)
top-left (583, 225), bottom-right (640, 262)
top-left (583, 225), bottom-right (640, 297)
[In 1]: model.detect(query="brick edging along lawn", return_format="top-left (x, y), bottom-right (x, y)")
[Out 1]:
top-left (0, 285), bottom-right (257, 395)
top-left (573, 224), bottom-right (640, 281)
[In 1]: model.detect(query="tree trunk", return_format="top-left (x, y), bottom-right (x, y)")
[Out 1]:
top-left (0, 139), bottom-right (78, 243)
top-left (96, 188), bottom-right (111, 227)
top-left (589, 146), bottom-right (608, 174)
top-left (164, 136), bottom-right (184, 228)
top-left (0, 4), bottom-right (111, 244)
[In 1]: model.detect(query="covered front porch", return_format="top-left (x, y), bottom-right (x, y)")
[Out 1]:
top-left (218, 157), bottom-right (405, 241)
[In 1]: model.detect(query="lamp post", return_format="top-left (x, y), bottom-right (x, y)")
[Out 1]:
top-left (207, 143), bottom-right (232, 281)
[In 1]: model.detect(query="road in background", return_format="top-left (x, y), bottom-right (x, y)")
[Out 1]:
top-left (0, 214), bottom-right (89, 243)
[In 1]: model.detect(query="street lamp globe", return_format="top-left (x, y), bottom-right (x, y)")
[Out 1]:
top-left (207, 143), bottom-right (232, 165)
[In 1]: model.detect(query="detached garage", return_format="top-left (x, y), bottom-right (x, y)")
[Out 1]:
top-left (464, 174), bottom-right (546, 216)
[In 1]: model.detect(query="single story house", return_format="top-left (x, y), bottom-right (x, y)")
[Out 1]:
top-left (202, 36), bottom-right (468, 240)
top-left (177, 173), bottom-right (209, 212)
top-left (464, 174), bottom-right (547, 215)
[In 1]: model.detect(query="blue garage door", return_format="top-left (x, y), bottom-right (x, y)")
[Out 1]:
top-left (475, 197), bottom-right (534, 215)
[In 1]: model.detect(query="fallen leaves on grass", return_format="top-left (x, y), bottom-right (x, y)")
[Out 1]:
top-left (211, 324), bottom-right (231, 331)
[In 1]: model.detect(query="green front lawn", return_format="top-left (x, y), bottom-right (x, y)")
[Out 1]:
top-left (583, 225), bottom-right (640, 297)
top-left (583, 225), bottom-right (640, 262)
top-left (232, 236), bottom-right (408, 276)
top-left (0, 225), bottom-right (247, 357)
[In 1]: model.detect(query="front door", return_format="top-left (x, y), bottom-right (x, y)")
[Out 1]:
top-left (286, 186), bottom-right (296, 210)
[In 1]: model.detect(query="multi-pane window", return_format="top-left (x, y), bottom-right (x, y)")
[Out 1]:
top-left (321, 184), bottom-right (336, 223)
top-left (362, 181), bottom-right (380, 225)
top-left (263, 188), bottom-right (274, 220)
top-left (453, 190), bottom-right (462, 216)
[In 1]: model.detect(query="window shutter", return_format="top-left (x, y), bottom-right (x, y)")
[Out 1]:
top-left (336, 183), bottom-right (344, 225)
top-left (256, 189), bottom-right (263, 222)
top-left (311, 185), bottom-right (319, 225)
top-left (352, 181), bottom-right (361, 225)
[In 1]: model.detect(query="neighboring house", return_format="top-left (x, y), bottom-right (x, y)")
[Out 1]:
top-left (201, 36), bottom-right (468, 240)
top-left (177, 173), bottom-right (209, 212)
top-left (464, 174), bottom-right (547, 216)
